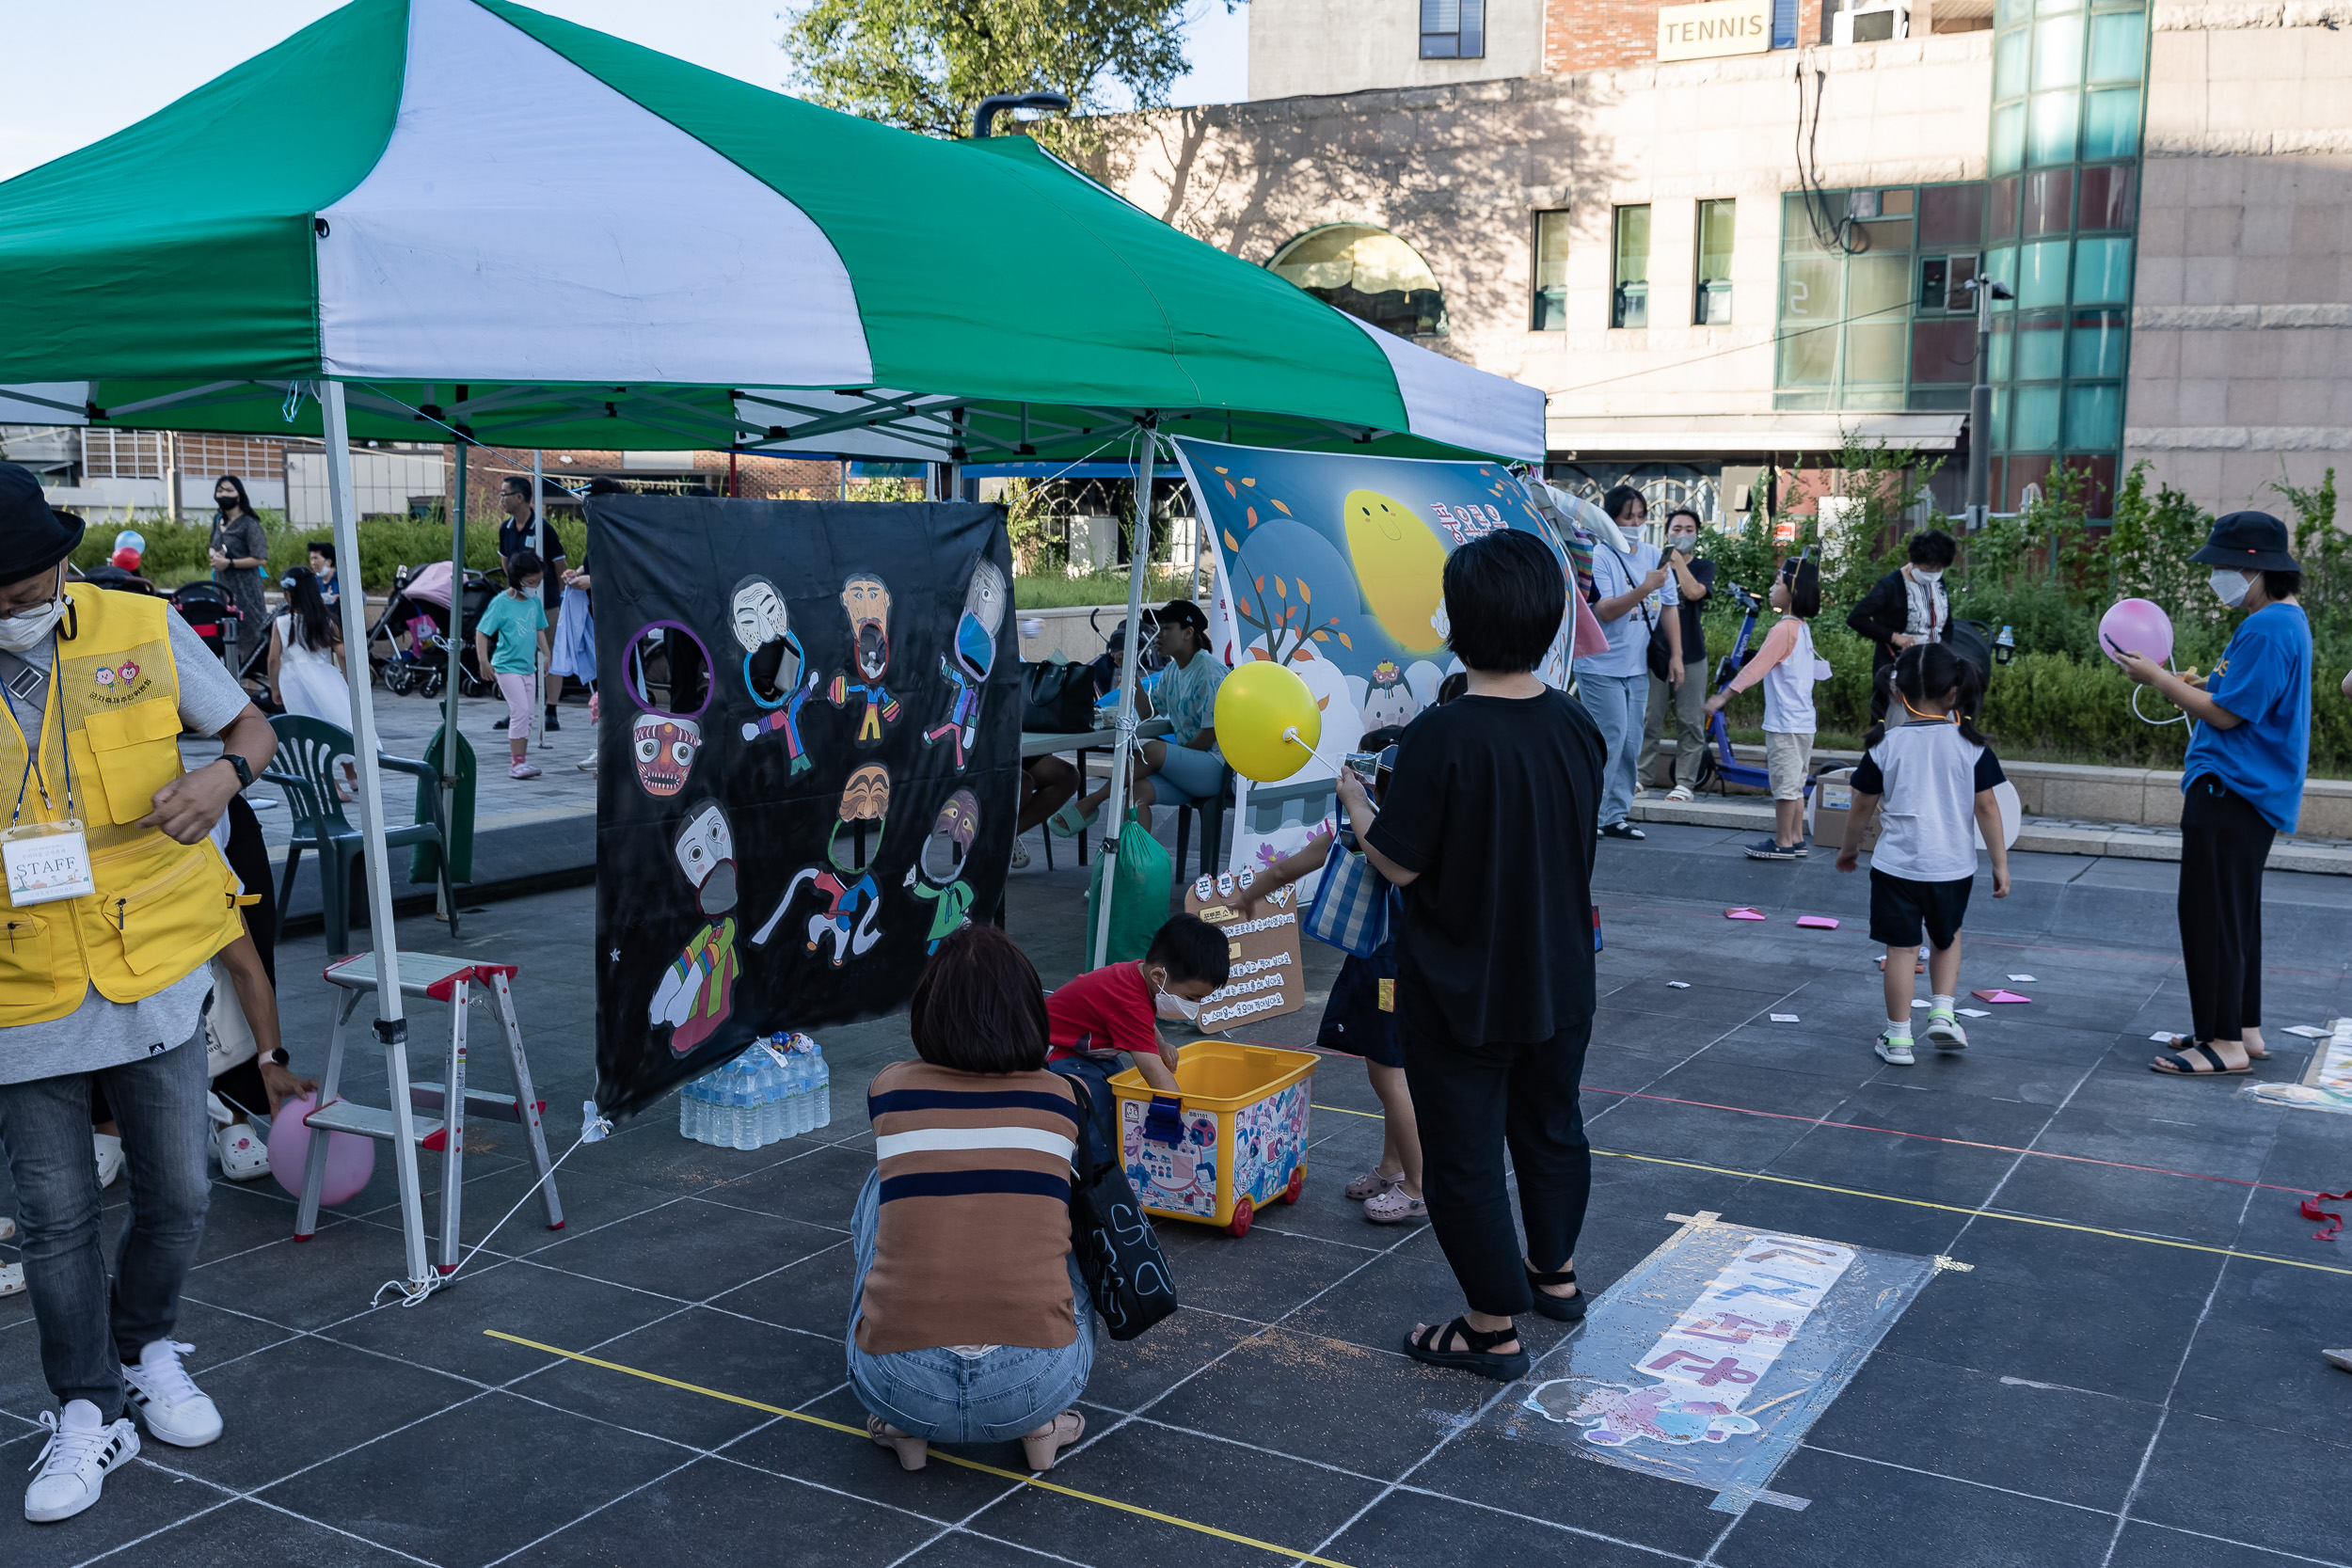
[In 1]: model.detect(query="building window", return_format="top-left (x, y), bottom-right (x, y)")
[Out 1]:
top-left (1695, 199), bottom-right (1735, 324)
top-left (1532, 211), bottom-right (1571, 330)
top-left (1612, 205), bottom-right (1650, 329)
top-left (1267, 224), bottom-right (1449, 338)
top-left (1420, 0), bottom-right (1486, 59)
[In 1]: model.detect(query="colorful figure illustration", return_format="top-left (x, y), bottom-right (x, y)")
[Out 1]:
top-left (827, 572), bottom-right (900, 744)
top-left (1359, 659), bottom-right (1419, 730)
top-left (732, 576), bottom-right (818, 775)
top-left (753, 763), bottom-right (890, 965)
top-left (923, 559), bottom-right (1005, 768)
top-left (902, 788), bottom-right (980, 953)
top-left (631, 714), bottom-right (702, 798)
top-left (649, 801), bottom-right (739, 1055)
top-left (1522, 1377), bottom-right (1760, 1449)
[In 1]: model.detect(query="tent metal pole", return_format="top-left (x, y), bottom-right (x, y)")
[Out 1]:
top-left (532, 448), bottom-right (548, 735)
top-left (439, 443), bottom-right (467, 921)
top-left (320, 379), bottom-right (427, 1291)
top-left (1090, 419), bottom-right (1156, 970)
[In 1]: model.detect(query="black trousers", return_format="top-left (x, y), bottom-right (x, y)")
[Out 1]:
top-left (1399, 1012), bottom-right (1593, 1319)
top-left (2177, 776), bottom-right (2274, 1043)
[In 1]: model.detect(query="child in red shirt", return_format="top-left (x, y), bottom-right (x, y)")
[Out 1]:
top-left (1047, 916), bottom-right (1230, 1092)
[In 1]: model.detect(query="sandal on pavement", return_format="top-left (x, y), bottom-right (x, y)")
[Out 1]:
top-left (1021, 1409), bottom-right (1085, 1472)
top-left (1524, 1263), bottom-right (1585, 1323)
top-left (866, 1414), bottom-right (929, 1471)
top-left (1047, 801), bottom-right (1094, 839)
top-left (1404, 1317), bottom-right (1529, 1383)
top-left (1363, 1185), bottom-right (1426, 1224)
top-left (2151, 1041), bottom-right (2250, 1077)
top-left (2155, 1031), bottom-right (2266, 1062)
top-left (1343, 1168), bottom-right (1401, 1202)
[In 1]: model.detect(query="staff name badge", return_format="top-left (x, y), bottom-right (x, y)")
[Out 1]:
top-left (4, 819), bottom-right (96, 907)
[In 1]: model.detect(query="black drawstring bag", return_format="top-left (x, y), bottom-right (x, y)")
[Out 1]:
top-left (1050, 1055), bottom-right (1178, 1341)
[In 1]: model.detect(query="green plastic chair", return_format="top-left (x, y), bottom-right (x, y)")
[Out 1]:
top-left (262, 714), bottom-right (456, 956)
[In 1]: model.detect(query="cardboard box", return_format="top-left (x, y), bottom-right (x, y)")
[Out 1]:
top-left (1808, 766), bottom-right (1880, 853)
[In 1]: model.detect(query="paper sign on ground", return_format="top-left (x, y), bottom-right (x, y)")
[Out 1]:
top-left (1186, 870), bottom-right (1306, 1031)
top-left (1770, 1013), bottom-right (1800, 1022)
top-left (2007, 974), bottom-right (2038, 982)
top-left (1725, 908), bottom-right (1766, 921)
top-left (1959, 1007), bottom-right (1992, 1018)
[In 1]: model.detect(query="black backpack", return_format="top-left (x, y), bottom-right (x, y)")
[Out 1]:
top-left (1023, 660), bottom-right (1099, 734)
top-left (1049, 1056), bottom-right (1178, 1341)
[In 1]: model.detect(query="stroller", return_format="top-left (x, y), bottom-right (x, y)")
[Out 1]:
top-left (368, 561), bottom-right (502, 699)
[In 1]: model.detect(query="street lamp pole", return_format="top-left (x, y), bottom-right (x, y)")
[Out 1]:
top-left (1962, 273), bottom-right (2014, 531)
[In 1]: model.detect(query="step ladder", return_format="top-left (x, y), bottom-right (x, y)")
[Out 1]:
top-left (294, 951), bottom-right (564, 1284)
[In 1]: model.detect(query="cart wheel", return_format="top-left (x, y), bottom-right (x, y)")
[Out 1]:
top-left (1225, 1196), bottom-right (1254, 1238)
top-left (1281, 1167), bottom-right (1305, 1205)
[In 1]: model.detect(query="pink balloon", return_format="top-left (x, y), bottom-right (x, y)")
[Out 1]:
top-left (268, 1095), bottom-right (376, 1206)
top-left (2098, 597), bottom-right (2173, 669)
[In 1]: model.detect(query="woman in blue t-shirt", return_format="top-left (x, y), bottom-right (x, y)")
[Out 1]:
top-left (2114, 512), bottom-right (2312, 1078)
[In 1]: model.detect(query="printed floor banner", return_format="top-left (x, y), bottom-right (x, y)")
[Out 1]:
top-left (1170, 438), bottom-right (1571, 884)
top-left (590, 497), bottom-right (1019, 1119)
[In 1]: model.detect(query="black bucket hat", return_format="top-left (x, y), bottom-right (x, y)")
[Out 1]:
top-left (0, 463), bottom-right (84, 588)
top-left (2191, 510), bottom-right (2299, 573)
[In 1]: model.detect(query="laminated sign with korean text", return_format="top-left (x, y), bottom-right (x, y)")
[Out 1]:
top-left (1184, 868), bottom-right (1305, 1031)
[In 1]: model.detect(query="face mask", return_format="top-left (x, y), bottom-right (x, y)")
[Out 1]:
top-left (1669, 533), bottom-right (1698, 552)
top-left (1912, 568), bottom-right (1942, 586)
top-left (0, 591), bottom-right (66, 653)
top-left (2210, 569), bottom-right (2251, 608)
top-left (1148, 970), bottom-right (1201, 1022)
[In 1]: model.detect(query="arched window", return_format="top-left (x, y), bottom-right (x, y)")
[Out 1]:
top-left (1267, 225), bottom-right (1449, 339)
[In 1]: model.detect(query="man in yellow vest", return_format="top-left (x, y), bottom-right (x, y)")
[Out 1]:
top-left (0, 465), bottom-right (278, 1525)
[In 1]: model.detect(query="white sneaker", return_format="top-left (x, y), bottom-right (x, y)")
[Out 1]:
top-left (0, 1262), bottom-right (23, 1298)
top-left (121, 1340), bottom-right (223, 1449)
top-left (92, 1133), bottom-right (124, 1189)
top-left (1009, 840), bottom-right (1031, 870)
top-left (213, 1124), bottom-right (272, 1181)
top-left (24, 1401), bottom-right (139, 1523)
top-left (1923, 1011), bottom-right (1970, 1052)
top-left (1874, 1030), bottom-right (1916, 1066)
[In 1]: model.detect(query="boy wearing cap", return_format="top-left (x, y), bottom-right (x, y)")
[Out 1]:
top-left (2112, 510), bottom-right (2311, 1079)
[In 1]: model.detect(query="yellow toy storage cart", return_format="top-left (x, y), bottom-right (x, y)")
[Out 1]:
top-left (1109, 1040), bottom-right (1316, 1236)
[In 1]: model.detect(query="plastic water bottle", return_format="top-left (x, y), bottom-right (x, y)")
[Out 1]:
top-left (677, 1073), bottom-right (703, 1143)
top-left (733, 1055), bottom-right (764, 1151)
top-left (808, 1039), bottom-right (832, 1130)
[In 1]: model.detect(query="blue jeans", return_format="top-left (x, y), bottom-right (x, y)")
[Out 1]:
top-left (844, 1169), bottom-right (1095, 1444)
top-left (1578, 669), bottom-right (1645, 828)
top-left (0, 1031), bottom-right (211, 1418)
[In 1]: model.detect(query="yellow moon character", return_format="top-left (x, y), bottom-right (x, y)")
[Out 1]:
top-left (1343, 488), bottom-right (1450, 654)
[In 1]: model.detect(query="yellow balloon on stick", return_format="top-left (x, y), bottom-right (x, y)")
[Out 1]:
top-left (1214, 660), bottom-right (1322, 783)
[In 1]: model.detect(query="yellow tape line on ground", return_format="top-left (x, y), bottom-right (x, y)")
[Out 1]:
top-left (1309, 1105), bottom-right (2352, 1278)
top-left (482, 1331), bottom-right (1358, 1568)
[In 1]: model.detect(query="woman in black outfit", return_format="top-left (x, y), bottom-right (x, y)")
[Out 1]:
top-left (1847, 530), bottom-right (1957, 723)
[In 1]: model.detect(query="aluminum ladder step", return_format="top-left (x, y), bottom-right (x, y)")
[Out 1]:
top-left (407, 1082), bottom-right (547, 1128)
top-left (305, 1100), bottom-right (445, 1148)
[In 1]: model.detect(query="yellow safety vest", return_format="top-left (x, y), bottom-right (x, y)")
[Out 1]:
top-left (0, 583), bottom-right (244, 1024)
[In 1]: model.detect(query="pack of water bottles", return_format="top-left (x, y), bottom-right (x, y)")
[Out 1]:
top-left (677, 1032), bottom-right (834, 1149)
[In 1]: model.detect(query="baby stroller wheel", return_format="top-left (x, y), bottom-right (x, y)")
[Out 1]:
top-left (418, 667), bottom-right (446, 700)
top-left (382, 658), bottom-right (421, 696)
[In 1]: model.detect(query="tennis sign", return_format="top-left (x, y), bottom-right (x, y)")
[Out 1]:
top-left (1656, 0), bottom-right (1773, 61)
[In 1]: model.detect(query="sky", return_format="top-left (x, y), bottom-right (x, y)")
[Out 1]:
top-left (0, 0), bottom-right (1249, 182)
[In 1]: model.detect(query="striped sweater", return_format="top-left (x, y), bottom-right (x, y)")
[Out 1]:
top-left (856, 1060), bottom-right (1081, 1354)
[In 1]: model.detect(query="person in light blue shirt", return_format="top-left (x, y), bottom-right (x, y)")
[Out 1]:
top-left (1579, 486), bottom-right (1668, 838)
top-left (2115, 511), bottom-right (2311, 1078)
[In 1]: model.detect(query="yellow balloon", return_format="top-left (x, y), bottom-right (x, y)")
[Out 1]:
top-left (1342, 487), bottom-right (1450, 655)
top-left (1213, 660), bottom-right (1323, 784)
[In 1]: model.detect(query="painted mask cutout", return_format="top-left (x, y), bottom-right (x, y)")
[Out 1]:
top-left (842, 573), bottom-right (891, 683)
top-left (919, 788), bottom-right (980, 883)
top-left (632, 714), bottom-right (702, 797)
top-left (954, 560), bottom-right (1006, 677)
top-left (831, 763), bottom-right (890, 877)
top-left (731, 578), bottom-right (790, 653)
top-left (673, 800), bottom-right (737, 917)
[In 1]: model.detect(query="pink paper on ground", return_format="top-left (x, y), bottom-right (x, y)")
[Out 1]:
top-left (1971, 989), bottom-right (2031, 1004)
top-left (1724, 907), bottom-right (1767, 921)
top-left (1795, 915), bottom-right (1840, 929)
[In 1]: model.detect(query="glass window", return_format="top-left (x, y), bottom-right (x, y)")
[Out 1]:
top-left (2032, 12), bottom-right (2086, 89)
top-left (2028, 91), bottom-right (2080, 165)
top-left (1989, 317), bottom-right (2015, 380)
top-left (2014, 314), bottom-right (2066, 379)
top-left (1919, 183), bottom-right (1986, 248)
top-left (2074, 236), bottom-right (2133, 303)
top-left (1785, 192), bottom-right (1836, 254)
top-left (2037, 0), bottom-right (2081, 12)
top-left (1994, 28), bottom-right (2029, 100)
top-left (1910, 319), bottom-right (1978, 384)
top-left (1990, 387), bottom-right (2010, 446)
top-left (2012, 385), bottom-right (2062, 451)
top-left (1853, 218), bottom-right (1914, 253)
top-left (1995, 0), bottom-right (2032, 24)
top-left (2066, 383), bottom-right (2122, 448)
top-left (1420, 0), bottom-right (1486, 58)
top-left (1532, 211), bottom-right (1571, 331)
top-left (1268, 224), bottom-right (1450, 337)
top-left (2083, 87), bottom-right (2142, 159)
top-left (1845, 252), bottom-right (1911, 383)
top-left (2078, 165), bottom-right (2136, 230)
top-left (1985, 177), bottom-right (2021, 241)
top-left (1778, 258), bottom-right (1843, 384)
top-left (2069, 309), bottom-right (2127, 376)
top-left (1695, 199), bottom-right (1735, 325)
top-left (2023, 169), bottom-right (2074, 236)
top-left (1991, 104), bottom-right (2026, 175)
top-left (2018, 239), bottom-right (2070, 308)
top-left (1613, 205), bottom-right (1650, 328)
top-left (1879, 189), bottom-right (1915, 215)
top-left (1845, 322), bottom-right (1908, 386)
top-left (2087, 8), bottom-right (2147, 81)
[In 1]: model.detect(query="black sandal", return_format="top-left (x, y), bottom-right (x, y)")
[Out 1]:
top-left (1403, 1316), bottom-right (1530, 1383)
top-left (1525, 1263), bottom-right (1586, 1322)
top-left (2150, 1041), bottom-right (2250, 1077)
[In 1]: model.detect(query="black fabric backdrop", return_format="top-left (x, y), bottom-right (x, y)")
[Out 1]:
top-left (590, 498), bottom-right (1018, 1119)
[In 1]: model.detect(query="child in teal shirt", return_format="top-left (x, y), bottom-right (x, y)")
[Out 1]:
top-left (476, 551), bottom-right (550, 780)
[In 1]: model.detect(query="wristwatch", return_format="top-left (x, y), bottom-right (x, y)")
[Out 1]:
top-left (216, 753), bottom-right (253, 790)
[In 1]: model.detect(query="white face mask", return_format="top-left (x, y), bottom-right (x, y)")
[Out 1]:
top-left (0, 579), bottom-right (66, 653)
top-left (2210, 569), bottom-right (2252, 607)
top-left (1911, 568), bottom-right (1943, 586)
top-left (1150, 972), bottom-right (1201, 1022)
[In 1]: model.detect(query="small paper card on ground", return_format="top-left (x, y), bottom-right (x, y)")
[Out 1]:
top-left (1909, 999), bottom-right (1928, 1008)
top-left (2151, 1032), bottom-right (2175, 1042)
top-left (1970, 990), bottom-right (2030, 1004)
top-left (1959, 1007), bottom-right (1992, 1018)
top-left (2281, 1025), bottom-right (2332, 1039)
top-left (1795, 915), bottom-right (1839, 929)
top-left (2007, 974), bottom-right (2038, 982)
top-left (1725, 908), bottom-right (1767, 921)
top-left (1770, 1013), bottom-right (1801, 1022)
top-left (1668, 981), bottom-right (1692, 990)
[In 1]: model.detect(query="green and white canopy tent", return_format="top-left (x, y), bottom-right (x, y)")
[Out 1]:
top-left (0, 0), bottom-right (1543, 1291)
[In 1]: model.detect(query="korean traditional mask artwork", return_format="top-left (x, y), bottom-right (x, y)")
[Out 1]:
top-left (919, 788), bottom-right (980, 883)
top-left (830, 763), bottom-right (890, 876)
top-left (673, 800), bottom-right (737, 917)
top-left (632, 714), bottom-right (702, 797)
top-left (843, 573), bottom-right (891, 684)
top-left (953, 560), bottom-right (1005, 677)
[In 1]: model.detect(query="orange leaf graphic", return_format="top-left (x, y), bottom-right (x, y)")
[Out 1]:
top-left (1271, 499), bottom-right (1292, 515)
top-left (1297, 581), bottom-right (1311, 606)
top-left (1337, 632), bottom-right (1353, 648)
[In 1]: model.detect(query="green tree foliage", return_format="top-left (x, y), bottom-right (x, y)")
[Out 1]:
top-left (781, 0), bottom-right (1201, 152)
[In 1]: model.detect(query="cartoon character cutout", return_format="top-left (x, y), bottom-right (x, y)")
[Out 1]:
top-left (1359, 660), bottom-right (1419, 730)
top-left (732, 577), bottom-right (818, 776)
top-left (753, 763), bottom-right (889, 966)
top-left (1522, 1377), bottom-right (1759, 1449)
top-left (649, 801), bottom-right (739, 1056)
top-left (922, 559), bottom-right (1005, 768)
top-left (632, 714), bottom-right (702, 798)
top-left (826, 572), bottom-right (901, 745)
top-left (901, 788), bottom-right (979, 953)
